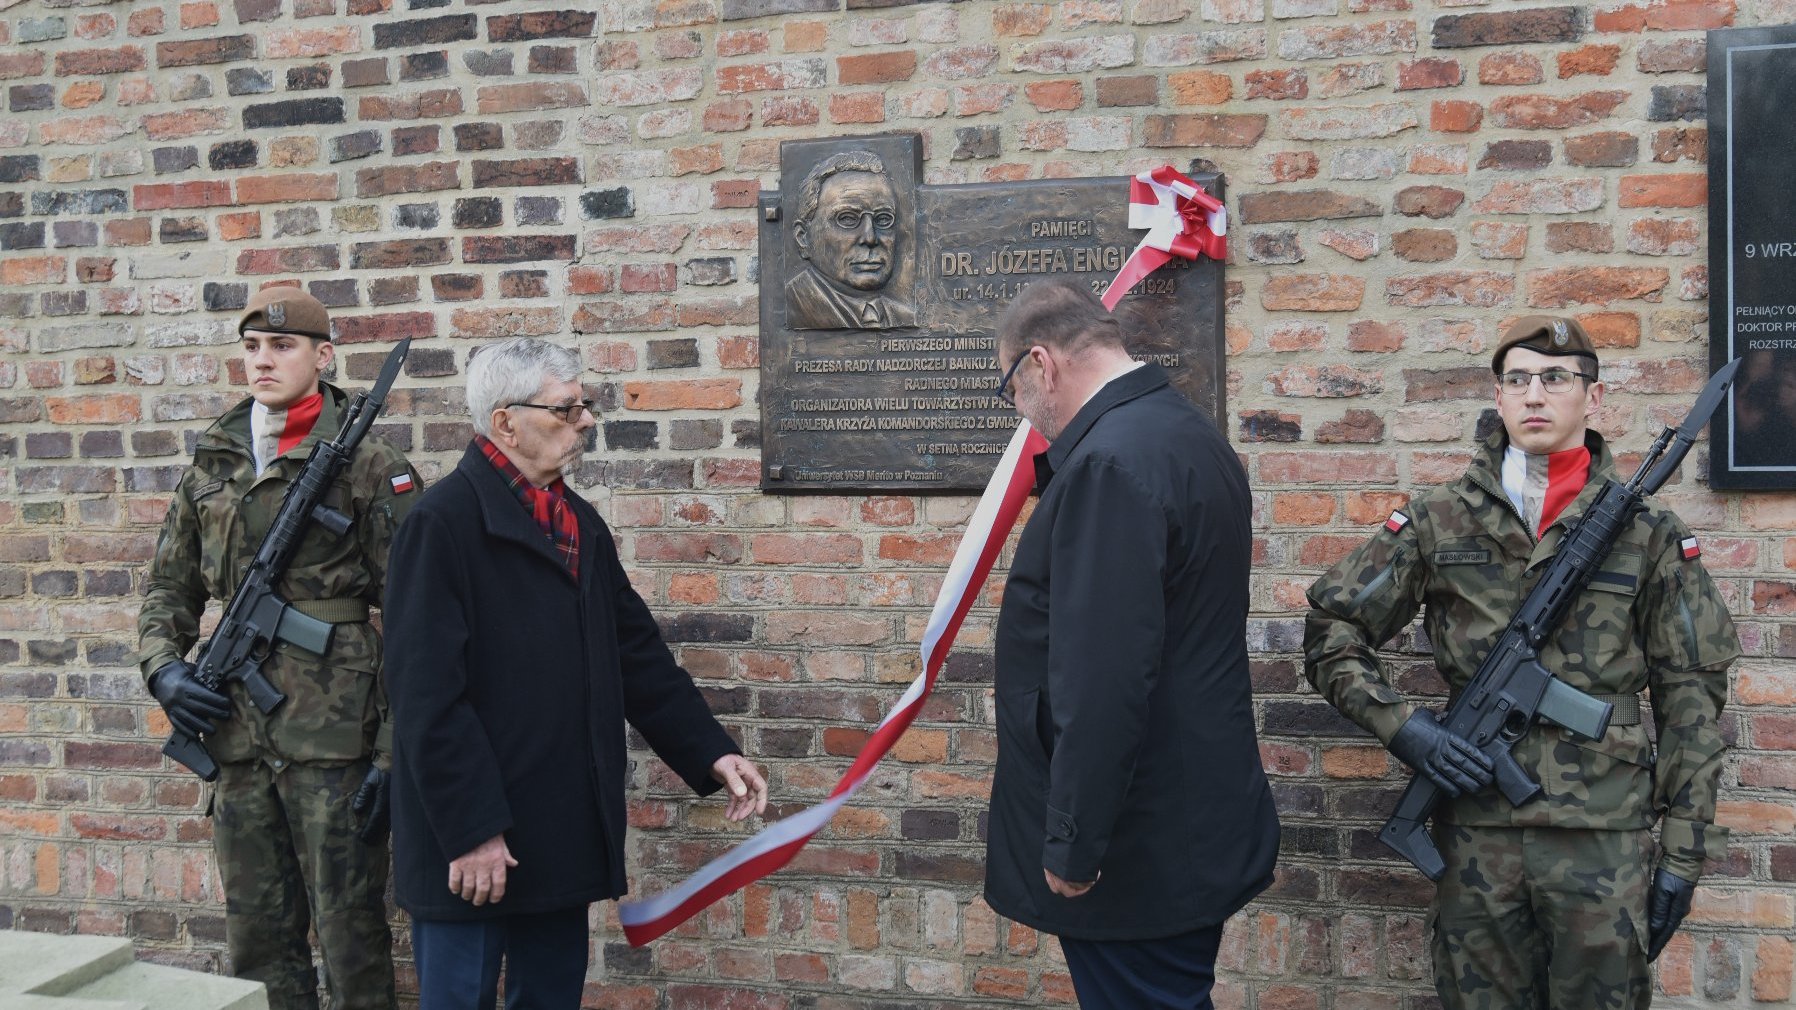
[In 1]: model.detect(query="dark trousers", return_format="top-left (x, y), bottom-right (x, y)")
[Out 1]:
top-left (1060, 924), bottom-right (1224, 1010)
top-left (411, 906), bottom-right (590, 1010)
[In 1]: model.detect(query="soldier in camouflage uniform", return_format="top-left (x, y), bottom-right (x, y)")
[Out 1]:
top-left (138, 287), bottom-right (421, 1010)
top-left (1305, 316), bottom-right (1738, 1009)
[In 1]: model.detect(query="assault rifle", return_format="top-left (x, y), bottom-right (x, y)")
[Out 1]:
top-left (163, 339), bottom-right (411, 782)
top-left (1381, 358), bottom-right (1741, 879)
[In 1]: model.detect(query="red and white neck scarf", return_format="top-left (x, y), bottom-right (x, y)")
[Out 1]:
top-left (1501, 443), bottom-right (1591, 538)
top-left (249, 391), bottom-right (323, 476)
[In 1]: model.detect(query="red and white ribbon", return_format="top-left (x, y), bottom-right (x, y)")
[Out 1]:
top-left (1101, 165), bottom-right (1227, 310)
top-left (618, 421), bottom-right (1050, 946)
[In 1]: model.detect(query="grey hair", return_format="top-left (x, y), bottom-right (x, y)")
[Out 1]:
top-left (466, 337), bottom-right (581, 436)
top-left (795, 150), bottom-right (889, 227)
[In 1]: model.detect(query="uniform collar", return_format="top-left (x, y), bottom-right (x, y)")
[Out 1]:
top-left (1464, 427), bottom-right (1618, 547)
top-left (197, 382), bottom-right (350, 464)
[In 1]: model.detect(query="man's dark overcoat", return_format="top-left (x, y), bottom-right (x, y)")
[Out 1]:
top-left (384, 443), bottom-right (738, 921)
top-left (985, 364), bottom-right (1280, 941)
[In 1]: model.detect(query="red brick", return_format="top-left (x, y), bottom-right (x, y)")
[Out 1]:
top-left (54, 46), bottom-right (148, 76)
top-left (133, 180), bottom-right (232, 211)
top-left (1025, 80), bottom-right (1083, 111)
top-left (1627, 217), bottom-right (1701, 256)
top-left (45, 394), bottom-right (140, 425)
top-left (448, 307), bottom-right (560, 339)
top-left (1393, 229), bottom-right (1458, 262)
top-left (235, 173), bottom-right (338, 205)
top-left (1558, 43), bottom-right (1621, 77)
top-left (355, 161), bottom-right (460, 197)
top-left (359, 89), bottom-right (464, 120)
top-left (1394, 185), bottom-right (1466, 218)
top-left (1261, 274), bottom-right (1366, 312)
top-left (1618, 173), bottom-right (1705, 208)
top-left (475, 82), bottom-right (587, 114)
top-left (703, 99), bottom-right (754, 132)
top-left (829, 92), bottom-right (886, 124)
top-left (1526, 266), bottom-right (1669, 308)
top-left (1489, 91), bottom-right (1628, 129)
top-left (837, 51), bottom-right (917, 85)
top-left (0, 257), bottom-right (67, 286)
top-left (1386, 271), bottom-right (1517, 308)
top-left (1422, 100), bottom-right (1480, 135)
top-left (266, 26), bottom-right (362, 58)
top-left (1260, 452), bottom-right (1398, 484)
top-left (1594, 0), bottom-right (1736, 33)
top-left (334, 311), bottom-right (436, 344)
top-left (1143, 114), bottom-right (1267, 149)
top-left (141, 107), bottom-right (232, 141)
top-left (1480, 51), bottom-right (1544, 85)
top-left (1396, 58), bottom-right (1462, 91)
top-left (993, 3), bottom-right (1054, 36)
top-left (1244, 69), bottom-right (1307, 101)
top-left (623, 379), bottom-right (742, 411)
top-left (717, 58), bottom-right (827, 94)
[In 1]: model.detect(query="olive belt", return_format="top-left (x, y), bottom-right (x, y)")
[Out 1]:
top-left (289, 598), bottom-right (371, 623)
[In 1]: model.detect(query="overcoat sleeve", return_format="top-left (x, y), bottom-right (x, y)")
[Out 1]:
top-left (599, 521), bottom-right (738, 797)
top-left (1303, 511), bottom-right (1428, 746)
top-left (1041, 458), bottom-right (1169, 883)
top-left (383, 505), bottom-right (514, 861)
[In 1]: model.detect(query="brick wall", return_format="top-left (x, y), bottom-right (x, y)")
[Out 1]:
top-left (1, 0), bottom-right (1793, 1006)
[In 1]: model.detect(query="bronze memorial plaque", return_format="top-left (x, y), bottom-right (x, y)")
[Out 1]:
top-left (758, 132), bottom-right (1226, 492)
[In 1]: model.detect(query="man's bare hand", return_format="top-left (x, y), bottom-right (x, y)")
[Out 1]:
top-left (448, 833), bottom-right (518, 906)
top-left (710, 754), bottom-right (768, 822)
top-left (1045, 867), bottom-right (1097, 898)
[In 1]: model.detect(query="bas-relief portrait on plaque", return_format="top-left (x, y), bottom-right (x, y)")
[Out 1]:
top-left (1709, 24), bottom-right (1796, 490)
top-left (758, 133), bottom-right (1227, 493)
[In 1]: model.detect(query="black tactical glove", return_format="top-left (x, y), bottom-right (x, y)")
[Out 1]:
top-left (1388, 709), bottom-right (1494, 798)
top-left (148, 660), bottom-right (231, 738)
top-left (352, 765), bottom-right (391, 845)
top-left (1647, 867), bottom-right (1696, 961)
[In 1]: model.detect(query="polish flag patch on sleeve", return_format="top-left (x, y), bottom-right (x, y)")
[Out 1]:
top-left (1680, 535), bottom-right (1700, 560)
top-left (390, 472), bottom-right (415, 495)
top-left (1385, 510), bottom-right (1411, 534)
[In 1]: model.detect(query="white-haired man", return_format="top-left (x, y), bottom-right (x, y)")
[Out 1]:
top-left (383, 338), bottom-right (767, 1006)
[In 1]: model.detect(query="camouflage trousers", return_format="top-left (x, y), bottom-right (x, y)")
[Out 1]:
top-left (1431, 824), bottom-right (1652, 1010)
top-left (214, 759), bottom-right (396, 1010)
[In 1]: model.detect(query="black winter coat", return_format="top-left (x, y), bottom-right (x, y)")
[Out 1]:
top-left (985, 364), bottom-right (1280, 940)
top-left (384, 443), bottom-right (738, 920)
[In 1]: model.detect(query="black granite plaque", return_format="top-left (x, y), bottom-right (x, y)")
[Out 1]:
top-left (1708, 25), bottom-right (1796, 490)
top-left (758, 133), bottom-right (1226, 492)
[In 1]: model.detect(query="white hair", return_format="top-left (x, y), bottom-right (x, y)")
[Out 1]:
top-left (466, 337), bottom-right (582, 436)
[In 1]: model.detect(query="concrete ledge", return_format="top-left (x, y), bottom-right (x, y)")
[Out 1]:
top-left (0, 931), bottom-right (267, 1010)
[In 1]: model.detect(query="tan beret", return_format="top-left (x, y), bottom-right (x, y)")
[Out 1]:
top-left (1490, 315), bottom-right (1596, 376)
top-left (238, 286), bottom-right (331, 340)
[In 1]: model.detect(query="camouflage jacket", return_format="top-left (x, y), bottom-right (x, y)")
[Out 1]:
top-left (138, 383), bottom-right (422, 767)
top-left (1305, 429), bottom-right (1738, 879)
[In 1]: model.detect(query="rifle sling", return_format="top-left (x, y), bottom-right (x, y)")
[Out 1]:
top-left (288, 597), bottom-right (371, 624)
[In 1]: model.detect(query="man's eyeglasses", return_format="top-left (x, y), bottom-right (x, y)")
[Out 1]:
top-left (831, 208), bottom-right (897, 233)
top-left (1494, 368), bottom-right (1594, 395)
top-left (507, 399), bottom-right (597, 423)
top-left (995, 351), bottom-right (1029, 407)
top-left (1497, 369), bottom-right (1594, 395)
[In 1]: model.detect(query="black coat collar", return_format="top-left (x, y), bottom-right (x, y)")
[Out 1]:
top-left (1036, 363), bottom-right (1170, 485)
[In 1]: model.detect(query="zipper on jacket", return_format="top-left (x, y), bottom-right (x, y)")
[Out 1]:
top-left (1350, 547), bottom-right (1405, 614)
top-left (1674, 569), bottom-right (1698, 648)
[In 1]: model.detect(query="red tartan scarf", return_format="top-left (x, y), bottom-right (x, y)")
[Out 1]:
top-left (476, 435), bottom-right (580, 579)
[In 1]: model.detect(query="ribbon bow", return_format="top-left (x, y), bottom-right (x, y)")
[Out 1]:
top-left (1102, 165), bottom-right (1227, 310)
